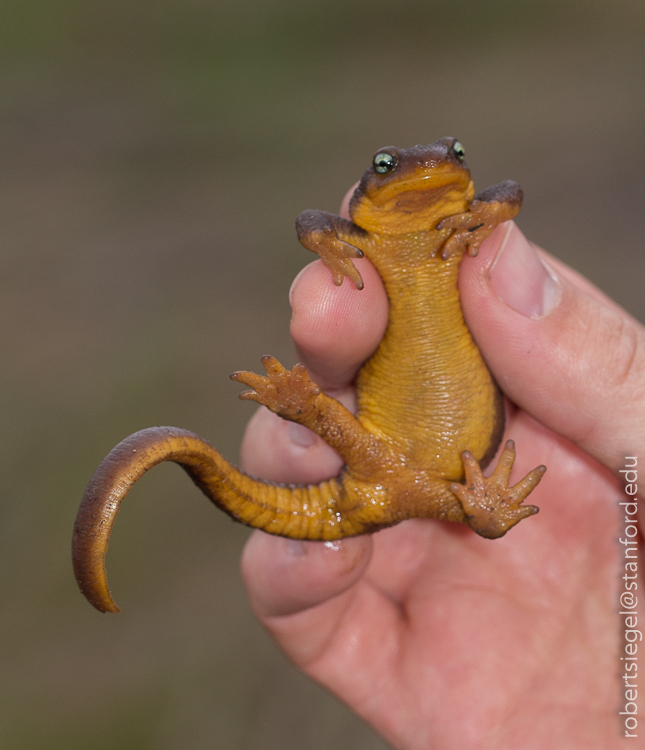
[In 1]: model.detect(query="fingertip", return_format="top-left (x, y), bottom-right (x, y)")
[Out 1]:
top-left (340, 181), bottom-right (360, 220)
top-left (240, 405), bottom-right (344, 484)
top-left (289, 259), bottom-right (388, 389)
top-left (458, 221), bottom-right (514, 287)
top-left (241, 530), bottom-right (373, 618)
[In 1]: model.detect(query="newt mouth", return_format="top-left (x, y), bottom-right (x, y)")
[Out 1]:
top-left (368, 170), bottom-right (472, 207)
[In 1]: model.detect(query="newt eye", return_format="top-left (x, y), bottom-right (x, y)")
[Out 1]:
top-left (452, 141), bottom-right (465, 161)
top-left (373, 152), bottom-right (396, 174)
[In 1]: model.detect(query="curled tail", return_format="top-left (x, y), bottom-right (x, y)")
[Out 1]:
top-left (72, 426), bottom-right (351, 613)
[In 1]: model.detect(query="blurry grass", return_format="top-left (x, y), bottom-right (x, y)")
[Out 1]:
top-left (0, 0), bottom-right (643, 748)
top-left (1, 0), bottom-right (642, 65)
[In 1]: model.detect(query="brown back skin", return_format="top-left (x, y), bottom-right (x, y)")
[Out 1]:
top-left (72, 137), bottom-right (546, 612)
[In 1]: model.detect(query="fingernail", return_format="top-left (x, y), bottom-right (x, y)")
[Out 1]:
top-left (489, 223), bottom-right (561, 318)
top-left (286, 539), bottom-right (307, 556)
top-left (286, 421), bottom-right (317, 447)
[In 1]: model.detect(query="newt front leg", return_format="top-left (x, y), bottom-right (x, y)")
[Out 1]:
top-left (439, 180), bottom-right (523, 259)
top-left (296, 210), bottom-right (367, 289)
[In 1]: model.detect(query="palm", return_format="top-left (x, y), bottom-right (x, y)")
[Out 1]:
top-left (242, 239), bottom-right (641, 749)
top-left (300, 409), bottom-right (619, 748)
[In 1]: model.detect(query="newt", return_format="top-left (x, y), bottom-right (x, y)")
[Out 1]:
top-left (73, 137), bottom-right (546, 613)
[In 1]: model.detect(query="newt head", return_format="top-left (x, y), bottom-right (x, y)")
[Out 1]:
top-left (349, 137), bottom-right (475, 235)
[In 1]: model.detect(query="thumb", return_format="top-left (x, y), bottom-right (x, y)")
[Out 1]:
top-left (459, 221), bottom-right (645, 474)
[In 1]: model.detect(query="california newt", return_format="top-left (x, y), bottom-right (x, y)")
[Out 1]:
top-left (73, 138), bottom-right (545, 613)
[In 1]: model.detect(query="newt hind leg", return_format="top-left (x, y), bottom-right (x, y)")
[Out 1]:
top-left (231, 356), bottom-right (393, 472)
top-left (450, 440), bottom-right (545, 539)
top-left (231, 356), bottom-right (321, 418)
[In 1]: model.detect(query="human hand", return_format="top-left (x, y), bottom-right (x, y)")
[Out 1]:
top-left (240, 198), bottom-right (644, 748)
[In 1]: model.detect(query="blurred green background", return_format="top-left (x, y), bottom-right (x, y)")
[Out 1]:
top-left (0, 0), bottom-right (643, 747)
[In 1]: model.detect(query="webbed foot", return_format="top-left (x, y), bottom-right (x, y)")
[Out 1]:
top-left (231, 356), bottom-right (321, 419)
top-left (450, 440), bottom-right (544, 539)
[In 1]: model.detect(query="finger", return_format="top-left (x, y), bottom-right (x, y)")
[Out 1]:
top-left (289, 258), bottom-right (388, 391)
top-left (240, 182), bottom-right (386, 653)
top-left (244, 259), bottom-right (386, 479)
top-left (294, 181), bottom-right (386, 390)
top-left (230, 370), bottom-right (268, 390)
top-left (237, 390), bottom-right (262, 403)
top-left (459, 221), bottom-right (645, 473)
top-left (437, 212), bottom-right (470, 230)
top-left (339, 181), bottom-right (359, 220)
top-left (488, 439), bottom-right (516, 483)
top-left (241, 531), bottom-right (372, 618)
top-left (509, 465), bottom-right (547, 503)
top-left (240, 405), bottom-right (344, 484)
top-left (241, 187), bottom-right (387, 482)
top-left (260, 354), bottom-right (285, 374)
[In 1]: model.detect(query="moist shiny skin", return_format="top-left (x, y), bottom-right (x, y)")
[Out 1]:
top-left (73, 137), bottom-right (546, 613)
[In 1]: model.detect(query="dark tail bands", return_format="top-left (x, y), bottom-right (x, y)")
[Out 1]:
top-left (72, 426), bottom-right (350, 613)
top-left (72, 427), bottom-right (230, 612)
